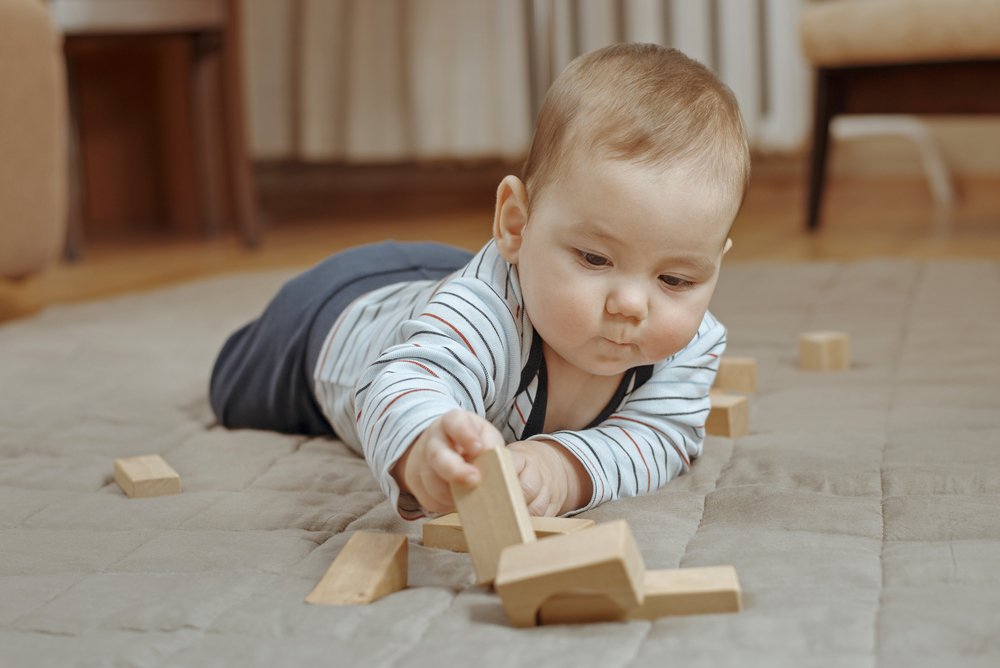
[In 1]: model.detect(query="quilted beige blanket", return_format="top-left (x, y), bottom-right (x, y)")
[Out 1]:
top-left (2, 259), bottom-right (999, 667)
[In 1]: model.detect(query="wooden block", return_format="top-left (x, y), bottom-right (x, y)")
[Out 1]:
top-left (113, 454), bottom-right (181, 498)
top-left (714, 356), bottom-right (757, 393)
top-left (493, 519), bottom-right (645, 628)
top-left (799, 331), bottom-right (851, 371)
top-left (422, 513), bottom-right (596, 552)
top-left (706, 391), bottom-right (749, 438)
top-left (451, 446), bottom-right (535, 585)
top-left (305, 531), bottom-right (407, 605)
top-left (538, 565), bottom-right (742, 624)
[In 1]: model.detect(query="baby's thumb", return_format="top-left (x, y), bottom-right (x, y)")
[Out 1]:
top-left (475, 420), bottom-right (506, 453)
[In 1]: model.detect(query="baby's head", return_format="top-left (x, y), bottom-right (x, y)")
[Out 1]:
top-left (522, 42), bottom-right (749, 216)
top-left (493, 43), bottom-right (750, 377)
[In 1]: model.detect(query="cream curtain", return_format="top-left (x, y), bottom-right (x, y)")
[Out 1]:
top-left (241, 0), bottom-right (534, 163)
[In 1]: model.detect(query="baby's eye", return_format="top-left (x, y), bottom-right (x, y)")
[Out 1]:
top-left (660, 275), bottom-right (694, 289)
top-left (580, 251), bottom-right (609, 267)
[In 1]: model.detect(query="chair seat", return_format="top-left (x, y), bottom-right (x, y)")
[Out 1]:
top-left (800, 0), bottom-right (1000, 67)
top-left (49, 0), bottom-right (224, 35)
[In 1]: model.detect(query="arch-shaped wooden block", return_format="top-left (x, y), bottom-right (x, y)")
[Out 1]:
top-left (493, 520), bottom-right (645, 627)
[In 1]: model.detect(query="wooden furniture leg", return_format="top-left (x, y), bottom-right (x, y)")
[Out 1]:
top-left (806, 68), bottom-right (834, 232)
top-left (219, 0), bottom-right (259, 247)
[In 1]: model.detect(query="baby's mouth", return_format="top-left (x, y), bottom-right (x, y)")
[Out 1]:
top-left (602, 336), bottom-right (633, 347)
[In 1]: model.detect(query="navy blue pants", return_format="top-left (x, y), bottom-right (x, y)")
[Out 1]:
top-left (209, 241), bottom-right (473, 436)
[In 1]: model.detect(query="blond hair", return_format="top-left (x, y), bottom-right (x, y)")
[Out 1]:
top-left (522, 43), bottom-right (750, 208)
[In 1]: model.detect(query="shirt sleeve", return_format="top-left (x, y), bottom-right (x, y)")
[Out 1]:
top-left (528, 311), bottom-right (727, 515)
top-left (353, 276), bottom-right (522, 519)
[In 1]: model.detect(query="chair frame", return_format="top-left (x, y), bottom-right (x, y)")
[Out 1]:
top-left (807, 59), bottom-right (1000, 230)
top-left (52, 0), bottom-right (259, 258)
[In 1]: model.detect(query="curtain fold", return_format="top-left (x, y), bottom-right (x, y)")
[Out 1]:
top-left (243, 0), bottom-right (534, 163)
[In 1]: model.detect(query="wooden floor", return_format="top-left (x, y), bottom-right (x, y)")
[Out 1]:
top-left (2, 163), bottom-right (999, 324)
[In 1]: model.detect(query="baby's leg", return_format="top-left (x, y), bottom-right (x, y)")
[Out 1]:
top-left (208, 241), bottom-right (472, 436)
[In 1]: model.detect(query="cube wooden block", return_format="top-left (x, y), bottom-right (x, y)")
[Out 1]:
top-left (305, 531), bottom-right (407, 605)
top-left (450, 446), bottom-right (535, 585)
top-left (714, 356), bottom-right (757, 393)
top-left (493, 520), bottom-right (645, 628)
top-left (113, 454), bottom-right (181, 498)
top-left (538, 565), bottom-right (742, 624)
top-left (706, 391), bottom-right (749, 438)
top-left (422, 513), bottom-right (596, 552)
top-left (799, 331), bottom-right (851, 371)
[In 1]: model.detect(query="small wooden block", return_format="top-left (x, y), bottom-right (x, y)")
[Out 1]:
top-left (422, 513), bottom-right (596, 552)
top-left (451, 446), bottom-right (535, 585)
top-left (714, 357), bottom-right (757, 393)
top-left (799, 331), bottom-right (851, 371)
top-left (538, 565), bottom-right (742, 624)
top-left (113, 455), bottom-right (181, 498)
top-left (305, 531), bottom-right (407, 605)
top-left (494, 520), bottom-right (645, 628)
top-left (706, 391), bottom-right (749, 438)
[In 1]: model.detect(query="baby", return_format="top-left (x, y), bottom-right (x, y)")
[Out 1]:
top-left (210, 43), bottom-right (750, 520)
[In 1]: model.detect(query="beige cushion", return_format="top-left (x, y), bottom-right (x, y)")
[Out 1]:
top-left (0, 0), bottom-right (67, 279)
top-left (800, 0), bottom-right (1000, 67)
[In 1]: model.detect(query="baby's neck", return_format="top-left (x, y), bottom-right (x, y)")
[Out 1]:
top-left (541, 344), bottom-right (624, 433)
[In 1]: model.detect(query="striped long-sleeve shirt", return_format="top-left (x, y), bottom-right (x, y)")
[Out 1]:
top-left (313, 240), bottom-right (726, 519)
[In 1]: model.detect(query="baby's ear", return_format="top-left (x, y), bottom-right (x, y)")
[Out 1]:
top-left (493, 175), bottom-right (530, 263)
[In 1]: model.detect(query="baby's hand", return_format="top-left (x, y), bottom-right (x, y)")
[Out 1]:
top-left (507, 440), bottom-right (590, 517)
top-left (392, 409), bottom-right (505, 515)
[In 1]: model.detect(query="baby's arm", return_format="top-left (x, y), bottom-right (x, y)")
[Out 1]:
top-left (354, 271), bottom-right (523, 518)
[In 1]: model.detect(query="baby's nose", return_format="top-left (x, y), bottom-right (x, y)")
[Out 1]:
top-left (605, 283), bottom-right (648, 320)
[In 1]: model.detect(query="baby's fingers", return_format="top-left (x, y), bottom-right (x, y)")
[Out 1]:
top-left (440, 410), bottom-right (502, 462)
top-left (428, 439), bottom-right (480, 487)
top-left (526, 486), bottom-right (555, 517)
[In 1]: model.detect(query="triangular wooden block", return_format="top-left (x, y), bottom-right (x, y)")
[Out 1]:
top-left (305, 532), bottom-right (407, 605)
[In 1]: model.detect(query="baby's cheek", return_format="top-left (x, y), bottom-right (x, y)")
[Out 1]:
top-left (649, 309), bottom-right (704, 359)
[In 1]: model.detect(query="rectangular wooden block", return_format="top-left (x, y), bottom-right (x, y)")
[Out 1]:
top-left (494, 519), bottom-right (645, 628)
top-left (113, 454), bottom-right (181, 498)
top-left (450, 446), bottom-right (535, 585)
top-left (714, 356), bottom-right (757, 393)
top-left (422, 513), bottom-right (596, 552)
top-left (706, 391), bottom-right (749, 438)
top-left (305, 531), bottom-right (407, 605)
top-left (538, 565), bottom-right (742, 624)
top-left (799, 331), bottom-right (851, 371)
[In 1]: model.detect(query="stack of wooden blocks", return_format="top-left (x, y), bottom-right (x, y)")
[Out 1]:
top-left (306, 446), bottom-right (742, 627)
top-left (707, 356), bottom-right (757, 438)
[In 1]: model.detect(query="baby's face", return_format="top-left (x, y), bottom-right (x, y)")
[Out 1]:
top-left (516, 158), bottom-right (737, 377)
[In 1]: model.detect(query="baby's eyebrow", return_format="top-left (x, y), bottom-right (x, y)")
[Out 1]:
top-left (661, 255), bottom-right (716, 276)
